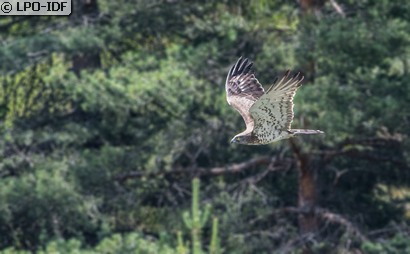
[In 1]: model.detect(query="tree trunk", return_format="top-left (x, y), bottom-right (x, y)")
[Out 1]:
top-left (289, 139), bottom-right (317, 253)
top-left (298, 159), bottom-right (317, 234)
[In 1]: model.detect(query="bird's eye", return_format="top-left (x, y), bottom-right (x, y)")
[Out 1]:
top-left (237, 137), bottom-right (241, 141)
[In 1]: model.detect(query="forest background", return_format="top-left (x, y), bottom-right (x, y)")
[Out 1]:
top-left (0, 0), bottom-right (409, 253)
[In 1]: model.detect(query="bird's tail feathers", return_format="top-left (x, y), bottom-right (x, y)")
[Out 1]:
top-left (290, 129), bottom-right (324, 135)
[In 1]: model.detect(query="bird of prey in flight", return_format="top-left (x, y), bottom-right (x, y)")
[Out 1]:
top-left (226, 57), bottom-right (323, 145)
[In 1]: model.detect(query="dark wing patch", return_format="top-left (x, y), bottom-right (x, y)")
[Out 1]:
top-left (225, 57), bottom-right (266, 134)
top-left (225, 57), bottom-right (265, 100)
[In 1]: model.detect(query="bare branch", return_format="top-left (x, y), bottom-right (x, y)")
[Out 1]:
top-left (114, 156), bottom-right (288, 182)
top-left (283, 206), bottom-right (368, 241)
top-left (249, 206), bottom-right (366, 240)
top-left (317, 207), bottom-right (367, 241)
top-left (313, 137), bottom-right (408, 169)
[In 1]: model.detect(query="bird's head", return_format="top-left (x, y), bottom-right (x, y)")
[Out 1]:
top-left (230, 135), bottom-right (250, 144)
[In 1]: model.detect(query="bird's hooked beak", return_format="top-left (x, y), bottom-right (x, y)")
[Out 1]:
top-left (230, 137), bottom-right (239, 143)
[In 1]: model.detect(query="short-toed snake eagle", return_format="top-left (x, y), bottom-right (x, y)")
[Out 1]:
top-left (226, 57), bottom-right (323, 145)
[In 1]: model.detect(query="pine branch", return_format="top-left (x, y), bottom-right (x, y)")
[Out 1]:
top-left (316, 207), bottom-right (368, 241)
top-left (283, 206), bottom-right (368, 241)
top-left (114, 156), bottom-right (285, 182)
top-left (314, 137), bottom-right (408, 169)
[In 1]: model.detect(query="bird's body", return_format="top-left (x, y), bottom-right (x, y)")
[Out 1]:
top-left (225, 57), bottom-right (323, 145)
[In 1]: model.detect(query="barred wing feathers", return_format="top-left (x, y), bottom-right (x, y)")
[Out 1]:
top-left (225, 57), bottom-right (265, 133)
top-left (249, 71), bottom-right (304, 142)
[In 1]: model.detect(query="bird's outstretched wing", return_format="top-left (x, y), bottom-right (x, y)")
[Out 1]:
top-left (249, 71), bottom-right (304, 141)
top-left (225, 57), bottom-right (265, 133)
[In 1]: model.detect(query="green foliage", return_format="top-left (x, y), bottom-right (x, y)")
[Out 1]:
top-left (209, 218), bottom-right (220, 254)
top-left (0, 233), bottom-right (177, 254)
top-left (362, 234), bottom-right (410, 254)
top-left (177, 231), bottom-right (188, 254)
top-left (0, 160), bottom-right (99, 248)
top-left (181, 178), bottom-right (220, 254)
top-left (0, 0), bottom-right (409, 253)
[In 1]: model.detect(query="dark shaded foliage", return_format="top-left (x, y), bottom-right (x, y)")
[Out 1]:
top-left (0, 0), bottom-right (409, 253)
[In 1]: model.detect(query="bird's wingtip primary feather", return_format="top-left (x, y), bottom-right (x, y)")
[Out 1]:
top-left (292, 72), bottom-right (300, 79)
top-left (229, 56), bottom-right (254, 78)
